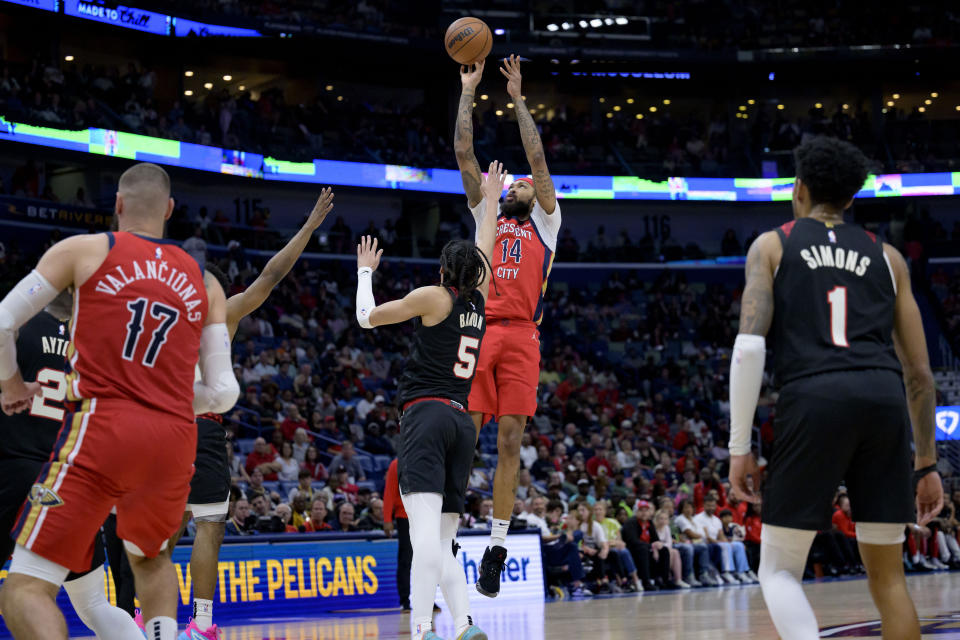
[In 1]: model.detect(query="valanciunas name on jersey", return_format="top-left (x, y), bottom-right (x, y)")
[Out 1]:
top-left (800, 245), bottom-right (871, 277)
top-left (93, 260), bottom-right (204, 321)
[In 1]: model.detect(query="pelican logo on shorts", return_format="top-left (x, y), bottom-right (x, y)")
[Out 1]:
top-left (28, 484), bottom-right (64, 508)
top-left (937, 410), bottom-right (959, 437)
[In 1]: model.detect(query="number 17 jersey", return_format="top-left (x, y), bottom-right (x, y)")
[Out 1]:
top-left (66, 232), bottom-right (208, 422)
top-left (771, 218), bottom-right (901, 386)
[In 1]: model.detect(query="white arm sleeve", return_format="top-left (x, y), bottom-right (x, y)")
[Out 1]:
top-left (193, 323), bottom-right (240, 415)
top-left (355, 268), bottom-right (375, 329)
top-left (728, 333), bottom-right (766, 456)
top-left (0, 270), bottom-right (59, 380)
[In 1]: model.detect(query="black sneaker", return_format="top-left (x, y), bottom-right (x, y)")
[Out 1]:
top-left (476, 545), bottom-right (508, 598)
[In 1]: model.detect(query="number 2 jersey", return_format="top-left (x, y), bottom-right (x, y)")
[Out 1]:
top-left (771, 217), bottom-right (901, 386)
top-left (0, 311), bottom-right (69, 461)
top-left (469, 197), bottom-right (561, 324)
top-left (65, 231), bottom-right (208, 422)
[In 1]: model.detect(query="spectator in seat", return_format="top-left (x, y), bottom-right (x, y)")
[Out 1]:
top-left (530, 444), bottom-right (555, 481)
top-left (742, 502), bottom-right (762, 572)
top-left (226, 441), bottom-right (250, 484)
top-left (331, 502), bottom-right (358, 532)
top-left (288, 469), bottom-right (317, 504)
top-left (594, 502), bottom-right (642, 592)
top-left (280, 404), bottom-right (308, 442)
top-left (226, 499), bottom-right (254, 536)
top-left (657, 507), bottom-right (699, 587)
top-left (328, 441), bottom-right (366, 483)
top-left (570, 478), bottom-right (596, 507)
top-left (719, 509), bottom-right (757, 583)
top-left (519, 433), bottom-right (538, 470)
top-left (693, 468), bottom-right (726, 512)
top-left (292, 427), bottom-right (311, 463)
top-left (276, 503), bottom-right (296, 533)
top-left (615, 439), bottom-right (639, 472)
top-left (303, 498), bottom-right (332, 532)
top-left (541, 500), bottom-right (591, 598)
top-left (290, 495), bottom-right (309, 529)
top-left (692, 497), bottom-right (753, 584)
top-left (674, 499), bottom-right (719, 586)
top-left (575, 501), bottom-right (621, 594)
top-left (356, 498), bottom-right (385, 531)
top-left (332, 466), bottom-right (359, 504)
top-left (275, 440), bottom-right (300, 483)
top-left (302, 445), bottom-right (328, 481)
top-left (362, 422), bottom-right (394, 456)
top-left (245, 468), bottom-right (268, 502)
top-left (586, 448), bottom-right (615, 478)
top-left (245, 437), bottom-right (281, 480)
top-left (831, 494), bottom-right (865, 571)
top-left (620, 500), bottom-right (670, 591)
top-left (250, 494), bottom-right (284, 533)
top-left (652, 509), bottom-right (691, 589)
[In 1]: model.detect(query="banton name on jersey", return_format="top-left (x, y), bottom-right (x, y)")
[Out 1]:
top-left (459, 311), bottom-right (483, 330)
top-left (92, 259), bottom-right (204, 321)
top-left (799, 244), bottom-right (871, 277)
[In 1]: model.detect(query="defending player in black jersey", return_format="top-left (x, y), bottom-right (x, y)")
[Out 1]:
top-left (0, 290), bottom-right (143, 640)
top-left (355, 161), bottom-right (505, 640)
top-left (727, 137), bottom-right (943, 640)
top-left (170, 187), bottom-right (333, 640)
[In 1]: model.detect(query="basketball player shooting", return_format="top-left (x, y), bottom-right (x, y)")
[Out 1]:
top-left (355, 162), bottom-right (506, 640)
top-left (171, 187), bottom-right (333, 640)
top-left (455, 55), bottom-right (561, 597)
top-left (0, 162), bottom-right (240, 640)
top-left (726, 137), bottom-right (944, 640)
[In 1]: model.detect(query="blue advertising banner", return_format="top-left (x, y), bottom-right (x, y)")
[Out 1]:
top-left (173, 16), bottom-right (262, 37)
top-left (63, 0), bottom-right (170, 34)
top-left (0, 0), bottom-right (58, 11)
top-left (936, 406), bottom-right (960, 441)
top-left (0, 531), bottom-right (544, 637)
top-left (0, 195), bottom-right (112, 229)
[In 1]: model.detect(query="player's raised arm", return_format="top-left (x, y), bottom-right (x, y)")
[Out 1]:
top-left (728, 231), bottom-right (781, 503)
top-left (501, 54), bottom-right (557, 215)
top-left (885, 243), bottom-right (943, 525)
top-left (354, 236), bottom-right (447, 328)
top-left (193, 271), bottom-right (240, 415)
top-left (225, 188), bottom-right (334, 337)
top-left (0, 235), bottom-right (94, 414)
top-left (455, 60), bottom-right (485, 208)
top-left (475, 160), bottom-right (508, 300)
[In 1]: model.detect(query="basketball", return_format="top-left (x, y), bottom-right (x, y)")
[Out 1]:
top-left (445, 17), bottom-right (492, 65)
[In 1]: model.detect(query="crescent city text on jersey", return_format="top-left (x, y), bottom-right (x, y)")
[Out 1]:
top-left (800, 244), bottom-right (871, 277)
top-left (498, 221), bottom-right (533, 240)
top-left (93, 259), bottom-right (204, 322)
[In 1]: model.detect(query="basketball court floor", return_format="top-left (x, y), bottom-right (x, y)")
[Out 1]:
top-left (67, 571), bottom-right (959, 639)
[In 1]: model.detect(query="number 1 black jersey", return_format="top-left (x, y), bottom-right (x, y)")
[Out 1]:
top-left (396, 288), bottom-right (486, 408)
top-left (0, 311), bottom-right (69, 461)
top-left (771, 218), bottom-right (901, 386)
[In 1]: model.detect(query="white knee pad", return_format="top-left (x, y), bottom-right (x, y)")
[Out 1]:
top-left (123, 538), bottom-right (168, 557)
top-left (855, 522), bottom-right (905, 545)
top-left (759, 525), bottom-right (817, 582)
top-left (8, 544), bottom-right (70, 587)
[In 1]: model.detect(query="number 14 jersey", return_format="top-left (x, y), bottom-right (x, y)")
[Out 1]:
top-left (771, 218), bottom-right (901, 386)
top-left (66, 232), bottom-right (208, 422)
top-left (469, 198), bottom-right (561, 324)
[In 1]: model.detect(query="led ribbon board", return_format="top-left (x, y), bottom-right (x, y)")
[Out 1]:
top-left (1, 117), bottom-right (959, 201)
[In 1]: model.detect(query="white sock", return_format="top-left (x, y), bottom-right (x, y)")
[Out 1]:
top-left (402, 492), bottom-right (444, 640)
top-left (439, 513), bottom-right (472, 636)
top-left (63, 567), bottom-right (144, 640)
top-left (490, 518), bottom-right (510, 547)
top-left (193, 597), bottom-right (214, 631)
top-left (758, 525), bottom-right (819, 640)
top-left (146, 616), bottom-right (178, 640)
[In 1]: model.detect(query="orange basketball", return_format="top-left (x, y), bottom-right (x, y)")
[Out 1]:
top-left (444, 17), bottom-right (492, 65)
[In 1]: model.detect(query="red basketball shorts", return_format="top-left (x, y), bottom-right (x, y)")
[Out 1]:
top-left (13, 398), bottom-right (196, 573)
top-left (467, 319), bottom-right (541, 419)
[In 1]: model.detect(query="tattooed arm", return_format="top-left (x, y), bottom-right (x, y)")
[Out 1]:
top-left (455, 61), bottom-right (484, 208)
top-left (737, 231), bottom-right (780, 336)
top-left (501, 55), bottom-right (557, 214)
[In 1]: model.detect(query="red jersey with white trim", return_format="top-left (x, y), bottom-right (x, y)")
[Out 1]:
top-left (470, 197), bottom-right (561, 324)
top-left (65, 232), bottom-right (208, 422)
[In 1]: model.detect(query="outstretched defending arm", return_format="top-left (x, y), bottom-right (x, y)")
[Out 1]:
top-left (225, 188), bottom-right (333, 337)
top-left (501, 55), bottom-right (557, 215)
top-left (194, 271), bottom-right (240, 415)
top-left (885, 243), bottom-right (943, 525)
top-left (475, 160), bottom-right (508, 301)
top-left (454, 61), bottom-right (485, 208)
top-left (727, 231), bottom-right (781, 502)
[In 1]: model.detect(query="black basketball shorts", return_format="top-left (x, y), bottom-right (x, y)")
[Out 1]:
top-left (187, 416), bottom-right (231, 511)
top-left (762, 368), bottom-right (914, 531)
top-left (398, 399), bottom-right (476, 515)
top-left (0, 456), bottom-right (103, 578)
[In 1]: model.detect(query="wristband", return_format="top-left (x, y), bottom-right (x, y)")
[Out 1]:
top-left (913, 463), bottom-right (938, 485)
